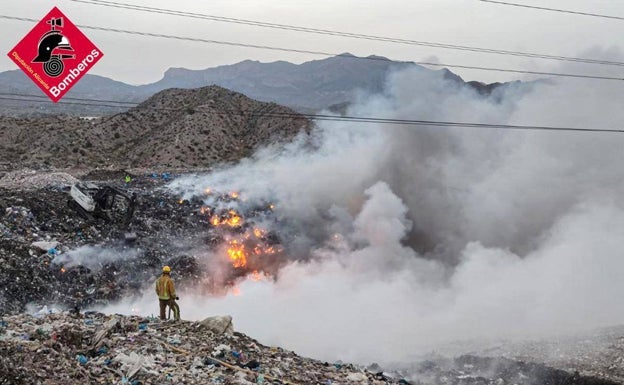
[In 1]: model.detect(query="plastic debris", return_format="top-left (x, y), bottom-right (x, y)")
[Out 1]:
top-left (76, 354), bottom-right (88, 365)
top-left (31, 240), bottom-right (59, 251)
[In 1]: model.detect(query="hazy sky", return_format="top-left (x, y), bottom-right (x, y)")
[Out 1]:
top-left (2, 0), bottom-right (623, 85)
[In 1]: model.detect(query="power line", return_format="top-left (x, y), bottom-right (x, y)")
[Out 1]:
top-left (479, 0), bottom-right (624, 21)
top-left (0, 92), bottom-right (140, 106)
top-left (67, 0), bottom-right (624, 67)
top-left (0, 96), bottom-right (136, 109)
top-left (2, 93), bottom-right (622, 134)
top-left (2, 14), bottom-right (622, 82)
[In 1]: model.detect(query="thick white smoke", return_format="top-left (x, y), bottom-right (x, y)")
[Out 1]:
top-left (103, 50), bottom-right (624, 365)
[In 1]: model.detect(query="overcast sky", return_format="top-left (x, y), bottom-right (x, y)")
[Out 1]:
top-left (2, 0), bottom-right (623, 85)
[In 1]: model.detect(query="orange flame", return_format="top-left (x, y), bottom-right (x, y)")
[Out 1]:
top-left (204, 187), bottom-right (212, 194)
top-left (230, 191), bottom-right (239, 199)
top-left (253, 228), bottom-right (265, 238)
top-left (200, 206), bottom-right (210, 215)
top-left (226, 210), bottom-right (242, 227)
top-left (210, 210), bottom-right (243, 227)
top-left (227, 240), bottom-right (247, 268)
top-left (60, 267), bottom-right (66, 273)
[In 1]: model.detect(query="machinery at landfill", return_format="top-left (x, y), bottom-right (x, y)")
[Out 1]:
top-left (68, 182), bottom-right (136, 228)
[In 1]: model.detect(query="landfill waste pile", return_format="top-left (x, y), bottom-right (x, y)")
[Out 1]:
top-left (2, 172), bottom-right (624, 384)
top-left (0, 311), bottom-right (619, 385)
top-left (0, 170), bottom-right (287, 315)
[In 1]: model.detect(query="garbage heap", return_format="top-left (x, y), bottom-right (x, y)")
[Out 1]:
top-left (1, 311), bottom-right (621, 385)
top-left (0, 312), bottom-right (412, 385)
top-left (0, 174), bottom-right (286, 316)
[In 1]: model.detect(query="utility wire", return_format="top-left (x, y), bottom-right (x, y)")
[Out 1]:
top-left (67, 0), bottom-right (624, 67)
top-left (0, 96), bottom-right (138, 109)
top-left (2, 14), bottom-right (622, 82)
top-left (2, 93), bottom-right (623, 134)
top-left (0, 92), bottom-right (140, 106)
top-left (479, 0), bottom-right (624, 21)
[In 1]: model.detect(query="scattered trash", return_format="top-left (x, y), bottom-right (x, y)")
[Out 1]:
top-left (1, 311), bottom-right (475, 384)
top-left (76, 354), bottom-right (88, 365)
top-left (31, 240), bottom-right (59, 251)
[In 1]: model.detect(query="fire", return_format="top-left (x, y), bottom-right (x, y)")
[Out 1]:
top-left (199, 206), bottom-right (210, 215)
top-left (226, 210), bottom-right (242, 226)
top-left (269, 204), bottom-right (275, 210)
top-left (253, 228), bottom-right (265, 238)
top-left (204, 187), bottom-right (212, 194)
top-left (230, 191), bottom-right (239, 199)
top-left (60, 267), bottom-right (66, 273)
top-left (210, 210), bottom-right (243, 227)
top-left (249, 270), bottom-right (263, 281)
top-left (227, 240), bottom-right (247, 268)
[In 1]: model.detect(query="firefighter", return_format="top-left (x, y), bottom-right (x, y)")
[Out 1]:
top-left (155, 265), bottom-right (180, 321)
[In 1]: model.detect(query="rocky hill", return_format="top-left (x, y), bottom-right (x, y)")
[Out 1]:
top-left (0, 86), bottom-right (310, 170)
top-left (0, 54), bottom-right (516, 116)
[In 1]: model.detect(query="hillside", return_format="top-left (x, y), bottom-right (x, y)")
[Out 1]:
top-left (0, 86), bottom-right (310, 170)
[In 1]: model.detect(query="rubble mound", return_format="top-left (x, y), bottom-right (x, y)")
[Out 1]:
top-left (0, 312), bottom-right (618, 385)
top-left (0, 312), bottom-right (407, 384)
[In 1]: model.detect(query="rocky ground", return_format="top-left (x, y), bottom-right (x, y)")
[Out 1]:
top-left (1, 169), bottom-right (624, 384)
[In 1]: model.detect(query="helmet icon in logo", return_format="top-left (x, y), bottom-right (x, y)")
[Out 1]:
top-left (32, 17), bottom-right (75, 77)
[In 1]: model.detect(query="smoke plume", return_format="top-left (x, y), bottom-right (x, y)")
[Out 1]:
top-left (103, 50), bottom-right (624, 365)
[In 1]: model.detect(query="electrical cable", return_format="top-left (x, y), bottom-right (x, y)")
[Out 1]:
top-left (479, 0), bottom-right (624, 20)
top-left (68, 0), bottom-right (624, 67)
top-left (1, 15), bottom-right (622, 82)
top-left (2, 93), bottom-right (622, 134)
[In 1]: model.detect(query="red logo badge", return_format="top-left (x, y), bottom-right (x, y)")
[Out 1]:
top-left (7, 7), bottom-right (104, 103)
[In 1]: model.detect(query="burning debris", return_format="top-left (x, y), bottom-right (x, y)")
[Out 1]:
top-left (3, 172), bottom-right (624, 384)
top-left (0, 174), bottom-right (289, 316)
top-left (191, 187), bottom-right (286, 284)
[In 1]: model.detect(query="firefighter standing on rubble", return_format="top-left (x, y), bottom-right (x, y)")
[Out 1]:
top-left (155, 266), bottom-right (180, 321)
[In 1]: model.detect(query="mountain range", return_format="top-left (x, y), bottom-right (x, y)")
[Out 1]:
top-left (0, 54), bottom-right (511, 116)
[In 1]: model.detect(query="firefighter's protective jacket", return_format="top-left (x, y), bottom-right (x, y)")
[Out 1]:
top-left (155, 274), bottom-right (176, 300)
